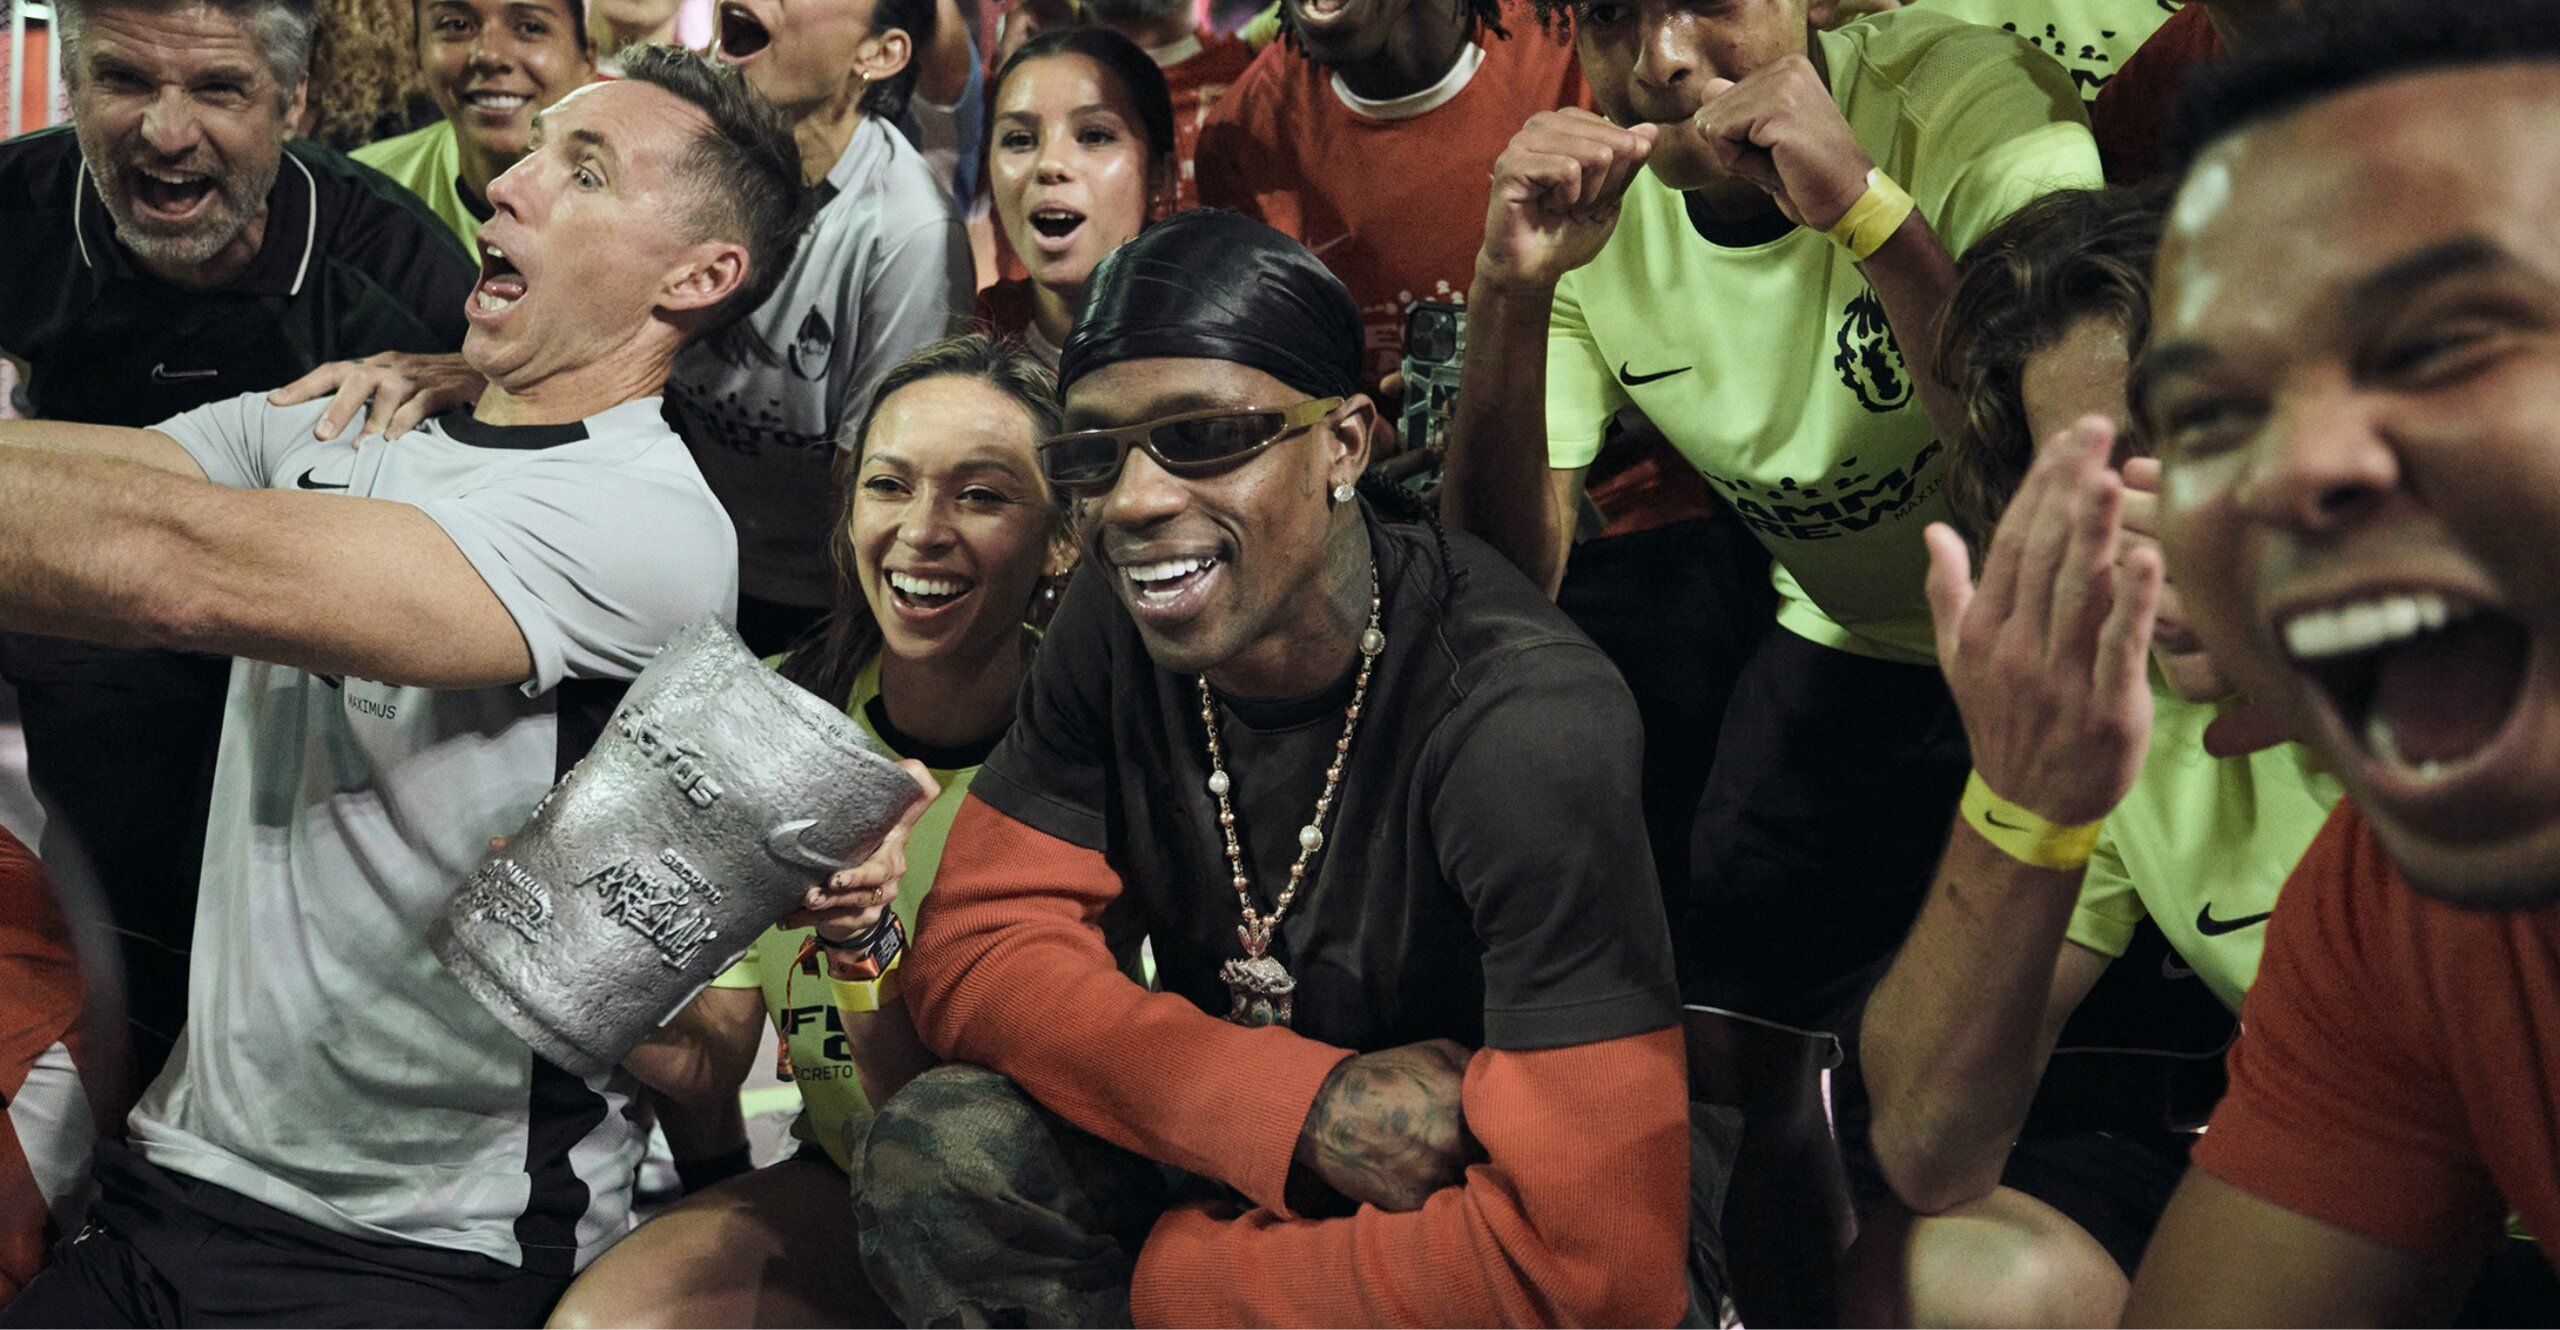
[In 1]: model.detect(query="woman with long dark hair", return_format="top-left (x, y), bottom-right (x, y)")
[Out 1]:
top-left (549, 334), bottom-right (1071, 1327)
top-left (976, 27), bottom-right (1178, 363)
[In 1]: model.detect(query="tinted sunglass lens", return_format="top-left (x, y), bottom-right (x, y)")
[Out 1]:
top-left (1040, 436), bottom-right (1122, 490)
top-left (1155, 412), bottom-right (1283, 467)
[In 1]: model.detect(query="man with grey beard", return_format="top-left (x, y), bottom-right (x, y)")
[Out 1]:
top-left (0, 0), bottom-right (473, 1088)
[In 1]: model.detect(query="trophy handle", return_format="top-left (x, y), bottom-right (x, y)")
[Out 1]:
top-left (765, 819), bottom-right (858, 871)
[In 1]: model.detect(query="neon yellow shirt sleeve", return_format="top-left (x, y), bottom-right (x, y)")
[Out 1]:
top-left (1544, 270), bottom-right (1630, 470)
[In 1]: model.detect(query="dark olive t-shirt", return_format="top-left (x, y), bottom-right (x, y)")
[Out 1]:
top-left (969, 506), bottom-right (1680, 1054)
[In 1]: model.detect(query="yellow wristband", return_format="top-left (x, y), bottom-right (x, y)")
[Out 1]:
top-left (1825, 168), bottom-right (1916, 262)
top-left (1960, 770), bottom-right (2103, 870)
top-left (827, 954), bottom-right (902, 1014)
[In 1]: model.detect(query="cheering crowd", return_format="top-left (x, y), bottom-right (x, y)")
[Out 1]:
top-left (3, 0), bottom-right (2559, 1323)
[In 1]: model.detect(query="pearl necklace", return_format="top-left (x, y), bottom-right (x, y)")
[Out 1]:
top-left (1200, 562), bottom-right (1386, 1028)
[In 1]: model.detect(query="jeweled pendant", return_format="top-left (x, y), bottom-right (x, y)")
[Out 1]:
top-left (1222, 953), bottom-right (1295, 1027)
top-left (1360, 627), bottom-right (1386, 656)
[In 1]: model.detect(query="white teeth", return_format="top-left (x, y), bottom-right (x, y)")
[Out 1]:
top-left (2366, 711), bottom-right (2403, 767)
top-left (1124, 556), bottom-right (1214, 585)
top-left (473, 289), bottom-right (515, 312)
top-left (483, 242), bottom-right (506, 259)
top-left (2282, 591), bottom-right (2472, 661)
top-left (139, 168), bottom-right (203, 185)
top-left (889, 571), bottom-right (967, 598)
top-left (468, 92), bottom-right (529, 107)
top-left (2367, 709), bottom-right (2459, 784)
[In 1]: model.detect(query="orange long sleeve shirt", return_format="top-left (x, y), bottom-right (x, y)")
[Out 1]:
top-left (907, 796), bottom-right (1692, 1327)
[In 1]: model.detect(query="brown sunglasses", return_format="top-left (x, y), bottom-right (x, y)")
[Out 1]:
top-left (1036, 397), bottom-right (1346, 496)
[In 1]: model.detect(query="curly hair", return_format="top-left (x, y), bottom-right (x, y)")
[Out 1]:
top-left (1934, 184), bottom-right (2165, 555)
top-left (303, 0), bottom-right (439, 149)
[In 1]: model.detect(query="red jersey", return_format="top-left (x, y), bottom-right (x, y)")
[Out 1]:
top-left (1195, 10), bottom-right (1588, 388)
top-left (1160, 31), bottom-right (1258, 212)
top-left (0, 826), bottom-right (85, 1300)
top-left (2194, 801), bottom-right (2560, 1268)
top-left (2088, 3), bottom-right (2223, 186)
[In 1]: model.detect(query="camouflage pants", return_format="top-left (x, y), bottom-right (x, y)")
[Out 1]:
top-left (855, 1064), bottom-right (1169, 1327)
top-left (855, 1063), bottom-right (1739, 1329)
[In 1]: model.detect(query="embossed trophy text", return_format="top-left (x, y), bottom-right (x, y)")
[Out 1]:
top-left (432, 616), bottom-right (928, 1079)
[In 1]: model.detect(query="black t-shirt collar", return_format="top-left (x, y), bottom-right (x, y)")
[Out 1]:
top-left (863, 692), bottom-right (1003, 769)
top-left (435, 409), bottom-right (592, 449)
top-left (75, 148), bottom-right (322, 297)
top-left (1684, 188), bottom-right (1798, 249)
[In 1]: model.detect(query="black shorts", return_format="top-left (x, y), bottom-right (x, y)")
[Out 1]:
top-left (1, 1141), bottom-right (571, 1328)
top-left (1679, 627), bottom-right (1970, 1030)
top-left (1998, 1130), bottom-right (2196, 1276)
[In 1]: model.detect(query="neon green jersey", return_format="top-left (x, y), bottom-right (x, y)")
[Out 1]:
top-left (2067, 688), bottom-right (2343, 1014)
top-left (352, 122), bottom-right (485, 251)
top-left (1914, 0), bottom-right (2183, 102)
top-left (710, 654), bottom-right (982, 1172)
top-left (1546, 7), bottom-right (2098, 662)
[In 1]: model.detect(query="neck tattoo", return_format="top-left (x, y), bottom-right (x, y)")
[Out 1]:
top-left (1200, 562), bottom-right (1386, 1028)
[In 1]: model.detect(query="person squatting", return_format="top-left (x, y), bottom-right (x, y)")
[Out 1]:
top-left (2, 0), bottom-right (2559, 1325)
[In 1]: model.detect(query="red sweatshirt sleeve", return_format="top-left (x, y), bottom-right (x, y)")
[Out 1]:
top-left (910, 800), bottom-right (1693, 1326)
top-left (1132, 1028), bottom-right (1692, 1328)
top-left (907, 795), bottom-right (1353, 1216)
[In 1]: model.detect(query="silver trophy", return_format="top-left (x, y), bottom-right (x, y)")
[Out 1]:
top-left (432, 616), bottom-right (929, 1079)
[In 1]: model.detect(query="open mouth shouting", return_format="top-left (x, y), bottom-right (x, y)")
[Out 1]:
top-left (124, 163), bottom-right (221, 226)
top-left (2279, 586), bottom-right (2542, 801)
top-left (1293, 0), bottom-right (1355, 30)
top-left (1025, 204), bottom-right (1086, 254)
top-left (886, 568), bottom-right (977, 620)
top-left (468, 236), bottom-right (529, 322)
top-left (715, 2), bottom-right (773, 59)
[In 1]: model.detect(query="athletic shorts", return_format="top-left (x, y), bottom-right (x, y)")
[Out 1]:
top-left (1, 1142), bottom-right (571, 1328)
top-left (1998, 1130), bottom-right (2195, 1275)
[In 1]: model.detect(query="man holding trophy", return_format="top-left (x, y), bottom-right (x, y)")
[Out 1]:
top-left (0, 50), bottom-right (919, 1328)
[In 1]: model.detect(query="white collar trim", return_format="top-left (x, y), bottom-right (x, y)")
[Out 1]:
top-left (75, 148), bottom-right (318, 295)
top-left (1327, 41), bottom-right (1484, 120)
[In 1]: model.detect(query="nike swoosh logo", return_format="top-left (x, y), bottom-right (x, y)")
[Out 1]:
top-left (151, 363), bottom-right (219, 383)
top-left (2194, 903), bottom-right (2274, 936)
top-left (1618, 361), bottom-right (1691, 386)
top-left (294, 467), bottom-right (349, 491)
top-left (2162, 952), bottom-right (2198, 981)
top-left (765, 818), bottom-right (853, 871)
top-left (1982, 809), bottom-right (2033, 832)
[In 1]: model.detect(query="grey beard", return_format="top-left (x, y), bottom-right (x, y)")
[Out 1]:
top-left (79, 141), bottom-right (278, 273)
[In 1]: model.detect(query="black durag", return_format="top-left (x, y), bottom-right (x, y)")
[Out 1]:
top-left (1058, 209), bottom-right (1363, 400)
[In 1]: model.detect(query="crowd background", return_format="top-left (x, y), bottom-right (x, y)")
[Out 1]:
top-left (9, 0), bottom-right (2560, 1325)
